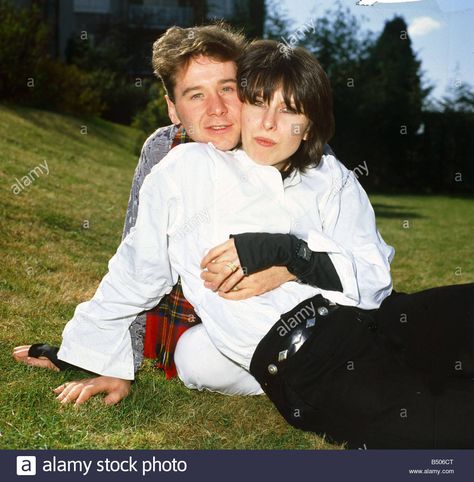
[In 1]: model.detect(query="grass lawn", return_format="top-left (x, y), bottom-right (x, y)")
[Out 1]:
top-left (1, 103), bottom-right (473, 450)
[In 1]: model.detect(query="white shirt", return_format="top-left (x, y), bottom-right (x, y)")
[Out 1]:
top-left (58, 143), bottom-right (395, 380)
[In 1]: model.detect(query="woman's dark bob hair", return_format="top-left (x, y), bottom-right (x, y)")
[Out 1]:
top-left (237, 40), bottom-right (335, 171)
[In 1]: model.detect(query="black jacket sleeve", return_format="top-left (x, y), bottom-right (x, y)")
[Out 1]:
top-left (230, 233), bottom-right (343, 292)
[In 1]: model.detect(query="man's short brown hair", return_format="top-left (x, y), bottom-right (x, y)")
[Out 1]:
top-left (152, 22), bottom-right (246, 102)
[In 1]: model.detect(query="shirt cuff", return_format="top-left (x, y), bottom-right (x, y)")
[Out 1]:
top-left (57, 324), bottom-right (135, 381)
top-left (307, 230), bottom-right (360, 304)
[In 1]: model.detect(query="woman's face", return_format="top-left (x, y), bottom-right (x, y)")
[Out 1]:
top-left (241, 87), bottom-right (310, 171)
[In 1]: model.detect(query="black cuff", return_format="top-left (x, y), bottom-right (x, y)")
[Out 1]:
top-left (28, 343), bottom-right (80, 371)
top-left (288, 239), bottom-right (343, 292)
top-left (231, 233), bottom-right (297, 274)
top-left (230, 233), bottom-right (343, 292)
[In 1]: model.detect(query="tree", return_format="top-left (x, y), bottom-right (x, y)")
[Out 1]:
top-left (441, 81), bottom-right (474, 113)
top-left (299, 3), bottom-right (374, 175)
top-left (262, 3), bottom-right (431, 190)
top-left (190, 0), bottom-right (208, 26)
top-left (301, 3), bottom-right (373, 80)
top-left (0, 0), bottom-right (51, 101)
top-left (264, 0), bottom-right (293, 40)
top-left (209, 0), bottom-right (265, 40)
top-left (66, 23), bottom-right (151, 124)
top-left (357, 16), bottom-right (431, 189)
top-left (132, 82), bottom-right (169, 153)
top-left (0, 0), bottom-right (103, 116)
top-left (421, 80), bottom-right (474, 193)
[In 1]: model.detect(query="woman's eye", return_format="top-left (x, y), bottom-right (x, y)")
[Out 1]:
top-left (254, 99), bottom-right (265, 107)
top-left (282, 106), bottom-right (297, 114)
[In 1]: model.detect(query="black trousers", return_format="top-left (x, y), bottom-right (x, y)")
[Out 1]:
top-left (249, 283), bottom-right (474, 448)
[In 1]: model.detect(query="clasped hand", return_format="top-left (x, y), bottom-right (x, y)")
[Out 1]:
top-left (200, 238), bottom-right (296, 300)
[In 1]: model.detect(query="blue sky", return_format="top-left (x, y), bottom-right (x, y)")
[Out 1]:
top-left (276, 0), bottom-right (474, 101)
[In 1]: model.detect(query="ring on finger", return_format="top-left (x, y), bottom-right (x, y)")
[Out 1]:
top-left (226, 262), bottom-right (238, 273)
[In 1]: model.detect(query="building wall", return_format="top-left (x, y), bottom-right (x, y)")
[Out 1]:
top-left (10, 0), bottom-right (258, 63)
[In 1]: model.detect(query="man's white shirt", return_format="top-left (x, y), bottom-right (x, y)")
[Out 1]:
top-left (58, 143), bottom-right (395, 380)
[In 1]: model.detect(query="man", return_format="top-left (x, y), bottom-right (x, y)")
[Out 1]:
top-left (14, 23), bottom-right (297, 405)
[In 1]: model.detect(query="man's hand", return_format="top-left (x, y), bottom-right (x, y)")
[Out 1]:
top-left (53, 376), bottom-right (131, 406)
top-left (200, 239), bottom-right (296, 300)
top-left (13, 345), bottom-right (60, 372)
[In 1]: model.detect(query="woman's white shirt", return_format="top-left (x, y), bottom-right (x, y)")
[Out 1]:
top-left (57, 143), bottom-right (395, 380)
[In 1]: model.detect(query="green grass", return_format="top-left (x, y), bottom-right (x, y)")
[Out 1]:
top-left (1, 103), bottom-right (473, 450)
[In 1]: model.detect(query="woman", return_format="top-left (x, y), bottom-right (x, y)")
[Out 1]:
top-left (15, 40), bottom-right (474, 448)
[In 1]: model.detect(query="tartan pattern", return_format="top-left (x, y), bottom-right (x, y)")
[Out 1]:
top-left (143, 127), bottom-right (202, 379)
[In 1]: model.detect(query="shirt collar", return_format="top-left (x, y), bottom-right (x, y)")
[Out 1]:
top-left (282, 168), bottom-right (301, 188)
top-left (233, 148), bottom-right (302, 187)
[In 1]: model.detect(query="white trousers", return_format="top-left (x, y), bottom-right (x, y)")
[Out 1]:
top-left (174, 324), bottom-right (264, 396)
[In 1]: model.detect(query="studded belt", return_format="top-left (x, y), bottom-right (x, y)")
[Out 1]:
top-left (250, 294), bottom-right (378, 377)
top-left (268, 296), bottom-right (338, 374)
top-left (249, 294), bottom-right (378, 430)
top-left (248, 294), bottom-right (337, 382)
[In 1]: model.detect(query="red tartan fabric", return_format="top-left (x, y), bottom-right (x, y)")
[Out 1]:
top-left (144, 280), bottom-right (200, 379)
top-left (143, 127), bottom-right (201, 379)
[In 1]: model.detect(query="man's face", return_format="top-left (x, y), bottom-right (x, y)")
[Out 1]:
top-left (166, 55), bottom-right (242, 150)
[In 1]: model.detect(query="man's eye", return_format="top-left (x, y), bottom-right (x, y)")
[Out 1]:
top-left (191, 93), bottom-right (203, 100)
top-left (222, 86), bottom-right (235, 93)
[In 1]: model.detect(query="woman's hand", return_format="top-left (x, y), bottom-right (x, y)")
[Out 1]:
top-left (200, 238), bottom-right (245, 293)
top-left (218, 266), bottom-right (297, 300)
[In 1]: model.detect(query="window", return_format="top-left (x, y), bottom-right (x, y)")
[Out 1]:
top-left (73, 0), bottom-right (111, 14)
